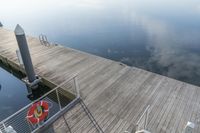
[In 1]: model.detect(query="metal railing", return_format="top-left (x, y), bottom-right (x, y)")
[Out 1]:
top-left (0, 75), bottom-right (80, 133)
top-left (135, 105), bottom-right (151, 131)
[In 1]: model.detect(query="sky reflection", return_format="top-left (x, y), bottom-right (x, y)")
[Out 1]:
top-left (0, 67), bottom-right (30, 120)
top-left (1, 0), bottom-right (200, 85)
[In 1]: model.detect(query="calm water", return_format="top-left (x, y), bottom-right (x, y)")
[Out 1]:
top-left (0, 67), bottom-right (30, 121)
top-left (1, 0), bottom-right (200, 87)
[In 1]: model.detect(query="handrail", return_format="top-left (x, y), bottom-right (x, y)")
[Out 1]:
top-left (32, 97), bottom-right (81, 133)
top-left (0, 75), bottom-right (77, 125)
top-left (0, 75), bottom-right (104, 133)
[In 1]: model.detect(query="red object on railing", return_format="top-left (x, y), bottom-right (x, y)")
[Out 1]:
top-left (27, 100), bottom-right (49, 124)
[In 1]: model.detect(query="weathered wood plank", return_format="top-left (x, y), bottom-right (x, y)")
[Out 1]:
top-left (1, 28), bottom-right (200, 133)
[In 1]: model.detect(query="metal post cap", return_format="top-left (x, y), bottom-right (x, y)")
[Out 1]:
top-left (14, 24), bottom-right (25, 35)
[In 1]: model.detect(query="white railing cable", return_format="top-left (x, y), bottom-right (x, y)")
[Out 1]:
top-left (0, 75), bottom-right (78, 133)
top-left (0, 75), bottom-right (104, 133)
top-left (0, 75), bottom-right (77, 125)
top-left (136, 105), bottom-right (151, 131)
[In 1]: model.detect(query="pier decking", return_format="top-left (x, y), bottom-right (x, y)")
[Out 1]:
top-left (1, 27), bottom-right (200, 133)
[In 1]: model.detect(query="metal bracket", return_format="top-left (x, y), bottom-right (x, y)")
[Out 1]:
top-left (22, 75), bottom-right (41, 89)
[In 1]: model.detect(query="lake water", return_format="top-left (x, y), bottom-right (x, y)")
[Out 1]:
top-left (1, 0), bottom-right (200, 87)
top-left (0, 66), bottom-right (30, 121)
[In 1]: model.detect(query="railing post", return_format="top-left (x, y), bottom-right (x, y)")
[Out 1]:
top-left (74, 76), bottom-right (80, 97)
top-left (3, 123), bottom-right (6, 129)
top-left (56, 89), bottom-right (62, 110)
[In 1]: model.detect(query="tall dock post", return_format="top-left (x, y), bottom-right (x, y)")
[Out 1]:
top-left (0, 22), bottom-right (3, 27)
top-left (14, 24), bottom-right (40, 89)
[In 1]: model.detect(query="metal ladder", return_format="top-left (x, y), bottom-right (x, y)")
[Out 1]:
top-left (39, 34), bottom-right (50, 46)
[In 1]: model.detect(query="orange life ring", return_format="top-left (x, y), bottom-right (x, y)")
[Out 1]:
top-left (27, 100), bottom-right (49, 124)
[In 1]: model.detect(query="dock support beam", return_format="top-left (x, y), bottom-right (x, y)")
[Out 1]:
top-left (14, 24), bottom-right (39, 89)
top-left (0, 22), bottom-right (3, 27)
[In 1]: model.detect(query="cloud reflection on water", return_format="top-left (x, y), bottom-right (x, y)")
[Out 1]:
top-left (1, 0), bottom-right (200, 86)
top-left (127, 15), bottom-right (200, 85)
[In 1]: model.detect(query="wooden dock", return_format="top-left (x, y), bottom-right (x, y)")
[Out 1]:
top-left (0, 27), bottom-right (200, 133)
